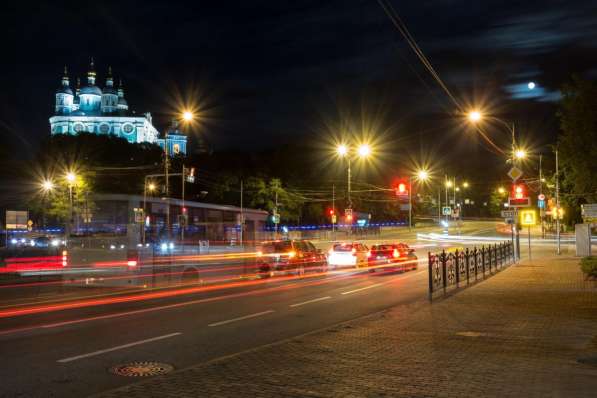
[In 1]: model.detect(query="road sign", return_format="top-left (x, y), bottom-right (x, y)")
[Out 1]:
top-left (538, 194), bottom-right (545, 201)
top-left (508, 197), bottom-right (530, 207)
top-left (442, 206), bottom-right (452, 216)
top-left (507, 167), bottom-right (523, 181)
top-left (501, 210), bottom-right (516, 218)
top-left (538, 199), bottom-right (545, 209)
top-left (520, 210), bottom-right (536, 226)
top-left (5, 210), bottom-right (28, 230)
top-left (581, 204), bottom-right (597, 222)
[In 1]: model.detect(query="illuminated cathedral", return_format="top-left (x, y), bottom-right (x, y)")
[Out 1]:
top-left (49, 60), bottom-right (187, 155)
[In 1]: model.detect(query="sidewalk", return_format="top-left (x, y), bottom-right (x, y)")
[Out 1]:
top-left (95, 255), bottom-right (597, 398)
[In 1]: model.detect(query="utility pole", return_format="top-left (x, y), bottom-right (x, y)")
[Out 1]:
top-left (408, 176), bottom-right (412, 231)
top-left (274, 190), bottom-right (279, 239)
top-left (240, 180), bottom-right (244, 248)
top-left (437, 188), bottom-right (441, 223)
top-left (555, 149), bottom-right (561, 255)
top-left (332, 184), bottom-right (336, 241)
top-left (444, 174), bottom-right (448, 223)
top-left (347, 158), bottom-right (352, 208)
top-left (181, 165), bottom-right (185, 244)
top-left (539, 154), bottom-right (544, 239)
top-left (164, 121), bottom-right (171, 240)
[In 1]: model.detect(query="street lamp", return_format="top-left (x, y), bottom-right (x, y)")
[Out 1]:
top-left (468, 110), bottom-right (482, 123)
top-left (407, 169), bottom-right (431, 230)
top-left (143, 180), bottom-right (157, 244)
top-left (182, 111), bottom-right (194, 122)
top-left (334, 142), bottom-right (372, 211)
top-left (41, 179), bottom-right (55, 193)
top-left (514, 149), bottom-right (526, 160)
top-left (462, 181), bottom-right (469, 188)
top-left (65, 172), bottom-right (77, 241)
top-left (498, 187), bottom-right (506, 194)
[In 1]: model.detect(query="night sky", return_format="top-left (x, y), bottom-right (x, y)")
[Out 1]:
top-left (2, 0), bottom-right (597, 161)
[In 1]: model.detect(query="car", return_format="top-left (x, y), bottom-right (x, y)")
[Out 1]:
top-left (256, 239), bottom-right (327, 277)
top-left (367, 243), bottom-right (418, 272)
top-left (327, 242), bottom-right (369, 269)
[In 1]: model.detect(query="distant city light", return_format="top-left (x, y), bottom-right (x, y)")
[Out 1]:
top-left (528, 82), bottom-right (536, 90)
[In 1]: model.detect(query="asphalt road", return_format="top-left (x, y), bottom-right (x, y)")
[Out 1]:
top-left (0, 222), bottom-right (502, 397)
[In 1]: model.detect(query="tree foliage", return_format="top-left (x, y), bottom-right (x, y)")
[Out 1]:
top-left (558, 76), bottom-right (597, 223)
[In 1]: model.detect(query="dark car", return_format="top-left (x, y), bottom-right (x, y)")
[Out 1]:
top-left (256, 239), bottom-right (327, 277)
top-left (367, 243), bottom-right (418, 272)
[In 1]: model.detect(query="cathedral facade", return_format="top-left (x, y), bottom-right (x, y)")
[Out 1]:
top-left (49, 61), bottom-right (187, 155)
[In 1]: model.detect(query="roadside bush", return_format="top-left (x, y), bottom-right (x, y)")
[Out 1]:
top-left (580, 256), bottom-right (597, 278)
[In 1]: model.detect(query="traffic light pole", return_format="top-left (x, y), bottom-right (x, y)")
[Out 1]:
top-left (408, 176), bottom-right (412, 231)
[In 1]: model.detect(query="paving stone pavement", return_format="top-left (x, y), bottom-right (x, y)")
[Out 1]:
top-left (94, 255), bottom-right (597, 397)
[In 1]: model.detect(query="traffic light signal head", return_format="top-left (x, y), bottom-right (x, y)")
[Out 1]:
top-left (511, 183), bottom-right (526, 199)
top-left (329, 209), bottom-right (335, 216)
top-left (394, 179), bottom-right (409, 197)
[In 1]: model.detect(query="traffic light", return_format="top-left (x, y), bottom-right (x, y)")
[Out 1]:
top-left (394, 179), bottom-right (409, 198)
top-left (512, 183), bottom-right (525, 199)
top-left (508, 183), bottom-right (530, 207)
top-left (329, 209), bottom-right (335, 216)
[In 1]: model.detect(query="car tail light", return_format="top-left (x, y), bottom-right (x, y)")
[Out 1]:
top-left (393, 248), bottom-right (399, 258)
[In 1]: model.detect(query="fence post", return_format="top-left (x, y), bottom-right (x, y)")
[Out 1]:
top-left (441, 250), bottom-right (447, 295)
top-left (465, 248), bottom-right (470, 285)
top-left (481, 247), bottom-right (486, 276)
top-left (428, 252), bottom-right (433, 301)
top-left (455, 249), bottom-right (460, 287)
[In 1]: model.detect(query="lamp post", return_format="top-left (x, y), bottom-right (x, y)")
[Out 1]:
top-left (408, 170), bottom-right (429, 231)
top-left (143, 180), bottom-right (156, 244)
top-left (65, 172), bottom-right (76, 242)
top-left (335, 143), bottom-right (371, 210)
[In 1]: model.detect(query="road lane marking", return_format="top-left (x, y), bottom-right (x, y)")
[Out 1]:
top-left (57, 332), bottom-right (181, 363)
top-left (341, 283), bottom-right (383, 295)
top-left (208, 310), bottom-right (275, 327)
top-left (289, 296), bottom-right (331, 308)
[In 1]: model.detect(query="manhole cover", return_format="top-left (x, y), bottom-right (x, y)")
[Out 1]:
top-left (109, 361), bottom-right (174, 377)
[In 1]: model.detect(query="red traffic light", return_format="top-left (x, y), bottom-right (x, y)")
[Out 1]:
top-left (329, 209), bottom-right (335, 216)
top-left (394, 179), bottom-right (409, 197)
top-left (511, 183), bottom-right (526, 199)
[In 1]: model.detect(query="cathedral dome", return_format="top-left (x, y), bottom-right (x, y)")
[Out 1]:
top-left (56, 86), bottom-right (73, 95)
top-left (80, 85), bottom-right (102, 96)
top-left (103, 86), bottom-right (117, 95)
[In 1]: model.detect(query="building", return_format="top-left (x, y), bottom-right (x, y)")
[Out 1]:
top-left (88, 194), bottom-right (269, 244)
top-left (49, 60), bottom-right (187, 155)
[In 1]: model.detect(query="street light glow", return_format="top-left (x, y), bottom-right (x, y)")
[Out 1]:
top-left (514, 149), bottom-right (526, 159)
top-left (416, 170), bottom-right (429, 181)
top-left (468, 110), bottom-right (482, 123)
top-left (65, 172), bottom-right (76, 183)
top-left (462, 181), bottom-right (469, 188)
top-left (445, 180), bottom-right (453, 188)
top-left (357, 144), bottom-right (371, 158)
top-left (498, 187), bottom-right (505, 194)
top-left (41, 180), bottom-right (55, 192)
top-left (336, 144), bottom-right (348, 157)
top-left (148, 183), bottom-right (156, 191)
top-left (182, 111), bottom-right (194, 122)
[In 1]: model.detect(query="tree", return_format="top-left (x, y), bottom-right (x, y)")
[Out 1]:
top-left (45, 173), bottom-right (95, 228)
top-left (488, 188), bottom-right (507, 217)
top-left (558, 76), bottom-right (597, 224)
top-left (244, 177), bottom-right (303, 223)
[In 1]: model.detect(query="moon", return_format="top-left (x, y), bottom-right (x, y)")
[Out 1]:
top-left (528, 82), bottom-right (536, 90)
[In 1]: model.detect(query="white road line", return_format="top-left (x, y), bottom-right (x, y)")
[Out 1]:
top-left (208, 310), bottom-right (275, 327)
top-left (57, 332), bottom-right (181, 363)
top-left (341, 283), bottom-right (383, 295)
top-left (289, 296), bottom-right (331, 308)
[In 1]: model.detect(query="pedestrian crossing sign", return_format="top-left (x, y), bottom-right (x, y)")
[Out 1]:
top-left (520, 209), bottom-right (536, 226)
